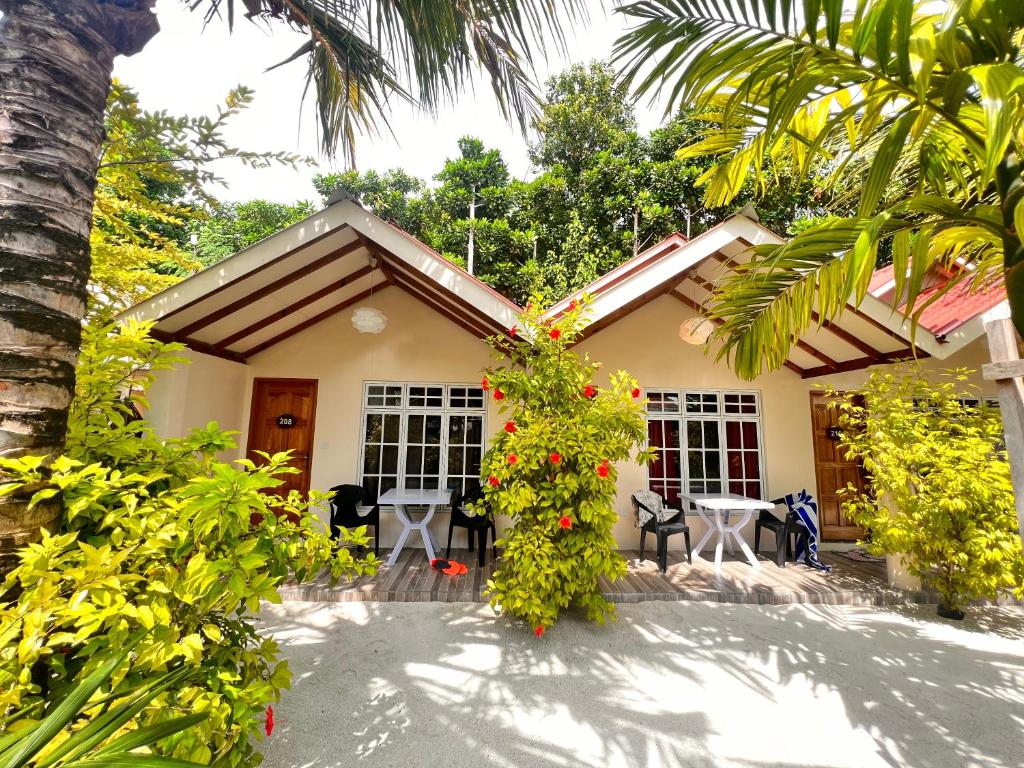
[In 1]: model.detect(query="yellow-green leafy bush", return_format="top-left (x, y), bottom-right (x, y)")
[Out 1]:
top-left (481, 299), bottom-right (654, 633)
top-left (831, 368), bottom-right (1024, 614)
top-left (0, 321), bottom-right (376, 765)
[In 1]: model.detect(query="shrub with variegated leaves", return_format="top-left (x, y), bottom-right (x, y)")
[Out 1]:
top-left (480, 298), bottom-right (654, 633)
top-left (0, 321), bottom-right (376, 766)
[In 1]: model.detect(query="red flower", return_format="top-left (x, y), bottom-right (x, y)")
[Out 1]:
top-left (631, 387), bottom-right (641, 398)
top-left (549, 328), bottom-right (561, 340)
top-left (534, 626), bottom-right (544, 638)
top-left (509, 325), bottom-right (518, 337)
top-left (265, 705), bottom-right (274, 737)
top-left (508, 454), bottom-right (518, 465)
top-left (549, 452), bottom-right (561, 465)
top-left (481, 375), bottom-right (490, 391)
top-left (596, 463), bottom-right (609, 478)
top-left (583, 384), bottom-right (596, 398)
top-left (504, 420), bottom-right (517, 433)
top-left (559, 516), bottom-right (572, 529)
top-left (494, 388), bottom-right (505, 401)
top-left (488, 475), bottom-right (500, 487)
top-left (569, 299), bottom-right (578, 311)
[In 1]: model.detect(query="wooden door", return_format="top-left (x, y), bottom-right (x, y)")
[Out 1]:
top-left (810, 393), bottom-right (866, 541)
top-left (246, 378), bottom-right (318, 497)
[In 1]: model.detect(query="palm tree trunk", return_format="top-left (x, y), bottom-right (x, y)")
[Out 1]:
top-left (0, 0), bottom-right (158, 562)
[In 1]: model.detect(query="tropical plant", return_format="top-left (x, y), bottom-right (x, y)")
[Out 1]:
top-left (0, 0), bottom-right (582, 556)
top-left (480, 299), bottom-right (655, 633)
top-left (0, 639), bottom-right (206, 768)
top-left (0, 321), bottom-right (377, 765)
top-left (830, 368), bottom-right (1024, 617)
top-left (191, 199), bottom-right (317, 269)
top-left (615, 0), bottom-right (1024, 378)
top-left (92, 80), bottom-right (302, 319)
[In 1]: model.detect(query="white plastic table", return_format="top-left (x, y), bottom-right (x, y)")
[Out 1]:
top-left (681, 493), bottom-right (775, 573)
top-left (378, 488), bottom-right (451, 567)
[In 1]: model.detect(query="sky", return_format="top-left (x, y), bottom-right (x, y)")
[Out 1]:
top-left (112, 0), bottom-right (667, 204)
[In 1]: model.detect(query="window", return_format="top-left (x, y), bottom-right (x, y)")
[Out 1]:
top-left (645, 389), bottom-right (764, 506)
top-left (359, 382), bottom-right (486, 501)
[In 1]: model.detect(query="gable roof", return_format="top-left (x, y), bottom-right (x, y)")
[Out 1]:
top-left (546, 214), bottom-right (1003, 378)
top-left (117, 198), bottom-right (520, 363)
top-left (867, 263), bottom-right (1007, 338)
top-left (119, 200), bottom-right (1002, 378)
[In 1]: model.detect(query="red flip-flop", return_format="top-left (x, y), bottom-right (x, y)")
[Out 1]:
top-left (442, 560), bottom-right (468, 575)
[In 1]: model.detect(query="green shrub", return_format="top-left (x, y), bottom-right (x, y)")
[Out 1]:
top-left (831, 368), bottom-right (1024, 614)
top-left (0, 321), bottom-right (377, 765)
top-left (480, 299), bottom-right (654, 632)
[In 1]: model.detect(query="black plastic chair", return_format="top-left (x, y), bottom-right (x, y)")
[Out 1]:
top-left (632, 494), bottom-right (691, 573)
top-left (754, 496), bottom-right (809, 568)
top-left (328, 484), bottom-right (379, 555)
top-left (446, 485), bottom-right (497, 566)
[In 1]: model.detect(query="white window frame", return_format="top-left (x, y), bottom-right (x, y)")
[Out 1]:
top-left (357, 381), bottom-right (487, 500)
top-left (643, 388), bottom-right (766, 502)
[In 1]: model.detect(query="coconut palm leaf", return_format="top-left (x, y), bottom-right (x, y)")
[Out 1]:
top-left (614, 0), bottom-right (1024, 378)
top-left (192, 0), bottom-right (586, 160)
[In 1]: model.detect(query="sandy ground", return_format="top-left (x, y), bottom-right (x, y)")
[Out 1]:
top-left (256, 601), bottom-right (1024, 768)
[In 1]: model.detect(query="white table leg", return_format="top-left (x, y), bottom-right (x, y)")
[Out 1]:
top-left (418, 503), bottom-right (438, 561)
top-left (723, 508), bottom-right (760, 570)
top-left (691, 506), bottom-right (715, 558)
top-left (723, 510), bottom-right (735, 555)
top-left (713, 512), bottom-right (726, 572)
top-left (386, 504), bottom-right (414, 567)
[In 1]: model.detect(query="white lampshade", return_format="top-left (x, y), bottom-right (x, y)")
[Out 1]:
top-left (351, 306), bottom-right (388, 334)
top-left (679, 315), bottom-right (714, 345)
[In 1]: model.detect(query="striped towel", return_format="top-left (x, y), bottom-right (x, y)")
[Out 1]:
top-left (784, 490), bottom-right (832, 573)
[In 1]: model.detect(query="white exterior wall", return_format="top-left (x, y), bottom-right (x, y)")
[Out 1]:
top-left (146, 286), bottom-right (996, 550)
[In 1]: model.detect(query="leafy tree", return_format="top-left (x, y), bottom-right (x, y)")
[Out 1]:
top-left (0, 321), bottom-right (377, 763)
top-left (616, 0), bottom-right (1024, 378)
top-left (92, 80), bottom-right (300, 318)
top-left (529, 61), bottom-right (637, 178)
top-left (193, 199), bottom-right (317, 268)
top-left (831, 368), bottom-right (1024, 617)
top-left (0, 0), bottom-right (581, 552)
top-left (313, 168), bottom-right (427, 233)
top-left (480, 299), bottom-right (654, 632)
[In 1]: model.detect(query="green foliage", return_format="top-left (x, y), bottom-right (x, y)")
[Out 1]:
top-left (91, 81), bottom-right (303, 318)
top-left (313, 61), bottom-right (831, 305)
top-left (830, 369), bottom-right (1024, 613)
top-left (480, 299), bottom-right (655, 631)
top-left (198, 0), bottom-right (586, 159)
top-left (0, 322), bottom-right (377, 765)
top-left (192, 200), bottom-right (317, 268)
top-left (616, 0), bottom-right (1024, 376)
top-left (0, 639), bottom-right (205, 768)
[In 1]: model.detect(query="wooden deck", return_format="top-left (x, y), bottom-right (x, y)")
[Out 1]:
top-left (278, 548), bottom-right (946, 606)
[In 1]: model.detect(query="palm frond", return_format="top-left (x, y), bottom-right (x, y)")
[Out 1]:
top-left (193, 0), bottom-right (587, 160)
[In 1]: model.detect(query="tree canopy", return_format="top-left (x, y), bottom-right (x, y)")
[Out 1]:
top-left (313, 60), bottom-right (834, 305)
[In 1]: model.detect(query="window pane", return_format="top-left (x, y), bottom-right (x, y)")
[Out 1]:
top-left (382, 445), bottom-right (399, 473)
top-left (448, 448), bottom-right (464, 475)
top-left (363, 447), bottom-right (380, 474)
top-left (448, 417), bottom-right (466, 443)
top-left (425, 415), bottom-right (442, 444)
top-left (406, 446), bottom-right (422, 473)
top-left (465, 417), bottom-right (483, 444)
top-left (424, 445), bottom-right (441, 473)
top-left (466, 447), bottom-right (482, 472)
top-left (704, 421), bottom-right (719, 448)
top-left (686, 422), bottom-right (703, 448)
top-left (742, 421), bottom-right (757, 446)
top-left (383, 414), bottom-right (401, 443)
top-left (365, 414), bottom-right (383, 443)
top-left (407, 414), bottom-right (424, 441)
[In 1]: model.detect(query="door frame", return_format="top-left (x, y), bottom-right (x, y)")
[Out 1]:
top-left (808, 390), bottom-right (867, 541)
top-left (246, 377), bottom-right (319, 496)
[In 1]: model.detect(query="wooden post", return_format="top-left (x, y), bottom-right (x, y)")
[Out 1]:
top-left (983, 317), bottom-right (1024, 544)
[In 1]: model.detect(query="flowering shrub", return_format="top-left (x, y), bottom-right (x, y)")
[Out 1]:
top-left (481, 299), bottom-right (654, 631)
top-left (0, 321), bottom-right (376, 765)
top-left (831, 368), bottom-right (1024, 615)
